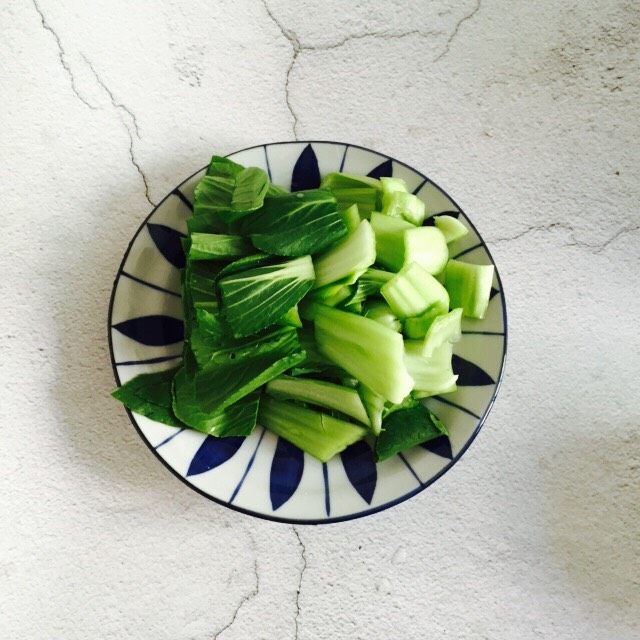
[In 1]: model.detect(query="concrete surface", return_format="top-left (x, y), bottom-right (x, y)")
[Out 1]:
top-left (1, 0), bottom-right (639, 638)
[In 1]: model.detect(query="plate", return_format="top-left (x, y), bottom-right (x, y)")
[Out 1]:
top-left (108, 141), bottom-right (507, 524)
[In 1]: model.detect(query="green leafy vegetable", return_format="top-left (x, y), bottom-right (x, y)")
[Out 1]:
top-left (313, 219), bottom-right (376, 287)
top-left (188, 232), bottom-right (253, 261)
top-left (314, 305), bottom-right (414, 404)
top-left (320, 172), bottom-right (381, 216)
top-left (219, 255), bottom-right (315, 337)
top-left (112, 367), bottom-right (183, 427)
top-left (207, 155), bottom-right (244, 178)
top-left (445, 260), bottom-right (495, 319)
top-left (112, 154), bottom-right (489, 464)
top-left (375, 401), bottom-right (448, 461)
top-left (242, 190), bottom-right (347, 256)
top-left (232, 167), bottom-right (269, 212)
top-left (172, 367), bottom-right (260, 436)
top-left (404, 340), bottom-right (458, 396)
top-left (381, 262), bottom-right (450, 318)
top-left (259, 397), bottom-right (367, 462)
top-left (266, 375), bottom-right (370, 425)
top-left (192, 326), bottom-right (305, 413)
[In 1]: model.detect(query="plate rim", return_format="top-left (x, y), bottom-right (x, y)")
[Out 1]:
top-left (107, 139), bottom-right (509, 525)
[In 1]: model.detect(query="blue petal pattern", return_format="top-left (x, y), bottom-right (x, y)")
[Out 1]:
top-left (147, 223), bottom-right (186, 268)
top-left (270, 437), bottom-right (305, 510)
top-left (340, 440), bottom-right (377, 504)
top-left (367, 159), bottom-right (393, 179)
top-left (421, 436), bottom-right (453, 460)
top-left (113, 315), bottom-right (184, 346)
top-left (187, 436), bottom-right (245, 476)
top-left (291, 144), bottom-right (320, 191)
top-left (452, 354), bottom-right (495, 386)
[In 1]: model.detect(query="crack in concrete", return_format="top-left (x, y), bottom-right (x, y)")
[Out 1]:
top-left (260, 0), bottom-right (438, 138)
top-left (212, 535), bottom-right (260, 640)
top-left (82, 55), bottom-right (141, 137)
top-left (260, 0), bottom-right (301, 138)
top-left (32, 1), bottom-right (153, 206)
top-left (434, 0), bottom-right (482, 62)
top-left (83, 57), bottom-right (154, 206)
top-left (292, 525), bottom-right (307, 640)
top-left (31, 0), bottom-right (97, 110)
top-left (488, 221), bottom-right (640, 253)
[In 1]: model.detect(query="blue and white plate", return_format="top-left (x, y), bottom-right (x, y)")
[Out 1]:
top-left (108, 141), bottom-right (507, 524)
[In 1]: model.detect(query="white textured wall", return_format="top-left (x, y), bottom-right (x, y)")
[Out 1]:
top-left (1, 1), bottom-right (639, 638)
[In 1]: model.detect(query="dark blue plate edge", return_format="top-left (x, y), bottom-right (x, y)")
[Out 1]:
top-left (107, 140), bottom-right (509, 526)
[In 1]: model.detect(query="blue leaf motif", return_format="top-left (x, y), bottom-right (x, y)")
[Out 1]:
top-left (186, 435), bottom-right (245, 476)
top-left (452, 354), bottom-right (495, 386)
top-left (421, 435), bottom-right (453, 460)
top-left (113, 315), bottom-right (184, 346)
top-left (270, 437), bottom-right (305, 510)
top-left (291, 144), bottom-right (320, 192)
top-left (367, 158), bottom-right (393, 179)
top-left (147, 223), bottom-right (186, 268)
top-left (340, 440), bottom-right (376, 504)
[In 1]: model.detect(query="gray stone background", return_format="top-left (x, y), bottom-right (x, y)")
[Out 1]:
top-left (1, 0), bottom-right (638, 638)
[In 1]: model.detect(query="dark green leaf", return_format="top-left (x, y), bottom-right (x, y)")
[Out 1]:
top-left (112, 367), bottom-right (183, 427)
top-left (193, 327), bottom-right (306, 413)
top-left (188, 233), bottom-right (253, 261)
top-left (242, 190), bottom-right (348, 257)
top-left (206, 155), bottom-right (244, 178)
top-left (231, 167), bottom-right (269, 212)
top-left (375, 402), bottom-right (448, 461)
top-left (219, 255), bottom-right (315, 338)
top-left (172, 367), bottom-right (260, 436)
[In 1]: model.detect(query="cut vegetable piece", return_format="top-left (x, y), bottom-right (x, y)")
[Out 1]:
top-left (313, 219), bottom-right (376, 287)
top-left (360, 267), bottom-right (394, 288)
top-left (359, 384), bottom-right (385, 435)
top-left (206, 155), bottom-right (244, 178)
top-left (381, 262), bottom-right (450, 318)
top-left (314, 305), bottom-right (414, 404)
top-left (380, 176), bottom-right (408, 195)
top-left (403, 301), bottom-right (449, 339)
top-left (413, 380), bottom-right (457, 398)
top-left (320, 172), bottom-right (381, 216)
top-left (242, 190), bottom-right (347, 257)
top-left (375, 402), bottom-right (447, 462)
top-left (403, 226), bottom-right (449, 274)
top-left (188, 233), bottom-right (253, 261)
top-left (279, 305), bottom-right (302, 328)
top-left (266, 376), bottom-right (370, 425)
top-left (259, 397), bottom-right (367, 462)
top-left (340, 203), bottom-right (361, 233)
top-left (365, 301), bottom-right (402, 332)
top-left (370, 212), bottom-right (413, 271)
top-left (404, 341), bottom-right (457, 395)
top-left (382, 191), bottom-right (426, 226)
top-left (173, 368), bottom-right (260, 436)
top-left (193, 167), bottom-right (269, 224)
top-left (193, 327), bottom-right (305, 413)
top-left (434, 215), bottom-right (469, 243)
top-left (187, 212), bottom-right (229, 234)
top-left (219, 255), bottom-right (315, 337)
top-left (312, 279), bottom-right (352, 301)
top-left (422, 307), bottom-right (462, 357)
top-left (112, 367), bottom-right (182, 427)
top-left (445, 260), bottom-right (495, 319)
top-left (231, 167), bottom-right (269, 213)
top-left (320, 285), bottom-right (353, 307)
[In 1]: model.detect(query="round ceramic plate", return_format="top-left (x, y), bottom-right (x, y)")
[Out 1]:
top-left (108, 141), bottom-right (507, 524)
